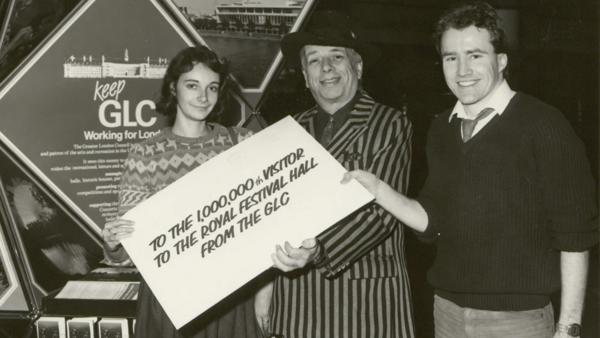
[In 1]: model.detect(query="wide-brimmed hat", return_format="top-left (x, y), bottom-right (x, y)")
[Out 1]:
top-left (280, 10), bottom-right (380, 67)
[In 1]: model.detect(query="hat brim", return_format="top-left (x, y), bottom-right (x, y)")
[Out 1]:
top-left (280, 32), bottom-right (380, 67)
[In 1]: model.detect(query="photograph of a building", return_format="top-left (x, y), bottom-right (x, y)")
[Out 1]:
top-left (64, 49), bottom-right (169, 79)
top-left (173, 0), bottom-right (310, 88)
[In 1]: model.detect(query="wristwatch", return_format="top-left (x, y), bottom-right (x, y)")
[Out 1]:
top-left (556, 323), bottom-right (581, 337)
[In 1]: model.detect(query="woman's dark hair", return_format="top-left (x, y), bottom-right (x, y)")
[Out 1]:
top-left (155, 46), bottom-right (229, 125)
top-left (433, 1), bottom-right (507, 55)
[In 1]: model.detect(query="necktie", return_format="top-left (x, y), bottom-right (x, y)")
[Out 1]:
top-left (321, 115), bottom-right (335, 146)
top-left (461, 107), bottom-right (495, 142)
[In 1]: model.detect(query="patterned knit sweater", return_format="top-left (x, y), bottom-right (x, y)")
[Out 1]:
top-left (417, 92), bottom-right (598, 310)
top-left (118, 124), bottom-right (252, 217)
top-left (116, 124), bottom-right (259, 338)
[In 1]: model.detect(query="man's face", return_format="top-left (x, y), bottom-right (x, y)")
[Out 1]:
top-left (301, 45), bottom-right (362, 108)
top-left (441, 26), bottom-right (507, 110)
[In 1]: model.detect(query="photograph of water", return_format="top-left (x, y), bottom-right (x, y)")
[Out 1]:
top-left (172, 0), bottom-right (308, 88)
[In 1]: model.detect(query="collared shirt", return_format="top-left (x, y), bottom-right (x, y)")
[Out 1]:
top-left (448, 80), bottom-right (516, 138)
top-left (314, 92), bottom-right (360, 142)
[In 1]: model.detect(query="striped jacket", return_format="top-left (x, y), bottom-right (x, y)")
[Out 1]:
top-left (270, 93), bottom-right (415, 338)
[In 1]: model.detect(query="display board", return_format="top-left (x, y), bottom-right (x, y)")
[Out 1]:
top-left (0, 187), bottom-right (30, 313)
top-left (0, 146), bottom-right (104, 304)
top-left (0, 0), bottom-right (197, 234)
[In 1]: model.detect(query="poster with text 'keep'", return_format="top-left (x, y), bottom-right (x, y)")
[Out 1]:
top-left (120, 116), bottom-right (373, 329)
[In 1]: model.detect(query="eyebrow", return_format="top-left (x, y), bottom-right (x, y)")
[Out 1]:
top-left (305, 47), bottom-right (346, 58)
top-left (441, 48), bottom-right (488, 57)
top-left (182, 79), bottom-right (220, 86)
top-left (466, 48), bottom-right (488, 54)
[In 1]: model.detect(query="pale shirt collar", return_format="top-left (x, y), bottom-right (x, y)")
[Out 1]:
top-left (448, 80), bottom-right (516, 122)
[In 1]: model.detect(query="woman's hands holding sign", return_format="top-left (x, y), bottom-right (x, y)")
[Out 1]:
top-left (103, 218), bottom-right (135, 250)
top-left (102, 218), bottom-right (135, 265)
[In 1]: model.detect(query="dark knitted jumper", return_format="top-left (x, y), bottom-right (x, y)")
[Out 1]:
top-left (417, 92), bottom-right (598, 311)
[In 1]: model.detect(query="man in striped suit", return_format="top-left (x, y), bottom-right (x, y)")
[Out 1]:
top-left (257, 11), bottom-right (415, 338)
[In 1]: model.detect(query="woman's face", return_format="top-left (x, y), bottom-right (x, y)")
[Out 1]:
top-left (172, 62), bottom-right (220, 124)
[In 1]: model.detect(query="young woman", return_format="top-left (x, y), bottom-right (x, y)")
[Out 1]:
top-left (102, 46), bottom-right (262, 338)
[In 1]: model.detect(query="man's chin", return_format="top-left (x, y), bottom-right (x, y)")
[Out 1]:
top-left (317, 89), bottom-right (344, 100)
top-left (455, 94), bottom-right (480, 106)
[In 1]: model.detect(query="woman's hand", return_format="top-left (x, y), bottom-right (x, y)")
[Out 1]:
top-left (254, 282), bottom-right (274, 335)
top-left (102, 218), bottom-right (135, 250)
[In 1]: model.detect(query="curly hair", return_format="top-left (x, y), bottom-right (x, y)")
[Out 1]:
top-left (433, 1), bottom-right (507, 55)
top-left (155, 46), bottom-right (229, 125)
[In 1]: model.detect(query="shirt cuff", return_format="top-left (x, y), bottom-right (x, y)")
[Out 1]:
top-left (312, 239), bottom-right (336, 277)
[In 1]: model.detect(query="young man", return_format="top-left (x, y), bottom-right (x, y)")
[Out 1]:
top-left (344, 2), bottom-right (597, 337)
top-left (258, 10), bottom-right (415, 338)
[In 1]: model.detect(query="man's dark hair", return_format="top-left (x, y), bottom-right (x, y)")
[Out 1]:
top-left (433, 1), bottom-right (508, 55)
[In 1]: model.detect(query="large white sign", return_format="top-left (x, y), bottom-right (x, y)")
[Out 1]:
top-left (120, 116), bottom-right (373, 328)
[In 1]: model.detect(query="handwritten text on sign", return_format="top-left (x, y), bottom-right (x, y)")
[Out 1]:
top-left (120, 116), bottom-right (373, 329)
top-left (148, 147), bottom-right (317, 268)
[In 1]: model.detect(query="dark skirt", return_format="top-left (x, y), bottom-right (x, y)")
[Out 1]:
top-left (134, 280), bottom-right (263, 338)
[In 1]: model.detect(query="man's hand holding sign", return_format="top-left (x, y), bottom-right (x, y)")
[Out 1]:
top-left (117, 116), bottom-right (372, 329)
top-left (272, 238), bottom-right (321, 272)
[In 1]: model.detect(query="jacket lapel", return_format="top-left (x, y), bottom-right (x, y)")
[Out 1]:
top-left (295, 107), bottom-right (318, 137)
top-left (295, 92), bottom-right (373, 160)
top-left (327, 93), bottom-right (373, 159)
